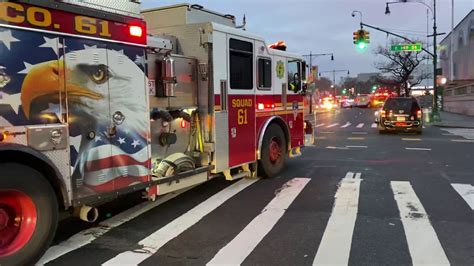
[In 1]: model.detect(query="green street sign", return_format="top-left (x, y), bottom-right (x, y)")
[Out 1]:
top-left (390, 43), bottom-right (422, 52)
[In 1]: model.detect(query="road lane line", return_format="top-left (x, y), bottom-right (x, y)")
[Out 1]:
top-left (371, 123), bottom-right (377, 128)
top-left (451, 183), bottom-right (474, 210)
top-left (38, 187), bottom-right (193, 265)
top-left (352, 131), bottom-right (368, 135)
top-left (327, 123), bottom-right (339, 128)
top-left (391, 181), bottom-right (450, 265)
top-left (405, 148), bottom-right (431, 151)
top-left (207, 178), bottom-right (310, 265)
top-left (346, 145), bottom-right (368, 149)
top-left (347, 137), bottom-right (365, 140)
top-left (341, 122), bottom-right (351, 128)
top-left (326, 146), bottom-right (349, 150)
top-left (315, 123), bottom-right (325, 128)
top-left (402, 138), bottom-right (421, 141)
top-left (356, 123), bottom-right (364, 128)
top-left (313, 172), bottom-right (361, 265)
top-left (103, 178), bottom-right (259, 266)
top-left (451, 139), bottom-right (474, 143)
top-left (320, 131), bottom-right (334, 134)
top-left (315, 136), bottom-right (327, 140)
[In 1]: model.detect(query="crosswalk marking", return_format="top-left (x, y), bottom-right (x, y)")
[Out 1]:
top-left (327, 123), bottom-right (339, 128)
top-left (451, 183), bottom-right (474, 210)
top-left (347, 137), bottom-right (364, 140)
top-left (391, 181), bottom-right (450, 265)
top-left (346, 145), bottom-right (368, 148)
top-left (402, 138), bottom-right (421, 141)
top-left (356, 123), bottom-right (364, 128)
top-left (313, 172), bottom-right (361, 265)
top-left (341, 122), bottom-right (351, 128)
top-left (315, 123), bottom-right (325, 128)
top-left (371, 123), bottom-right (377, 128)
top-left (102, 178), bottom-right (259, 266)
top-left (207, 178), bottom-right (310, 265)
top-left (38, 187), bottom-right (192, 265)
top-left (451, 139), bottom-right (474, 143)
top-left (405, 147), bottom-right (431, 151)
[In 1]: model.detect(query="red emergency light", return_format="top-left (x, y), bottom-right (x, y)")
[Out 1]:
top-left (180, 120), bottom-right (187, 128)
top-left (129, 26), bottom-right (143, 37)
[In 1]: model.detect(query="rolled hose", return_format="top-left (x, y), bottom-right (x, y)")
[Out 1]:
top-left (154, 152), bottom-right (195, 177)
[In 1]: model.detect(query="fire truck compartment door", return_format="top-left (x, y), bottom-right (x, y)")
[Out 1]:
top-left (65, 40), bottom-right (149, 198)
top-left (227, 36), bottom-right (256, 167)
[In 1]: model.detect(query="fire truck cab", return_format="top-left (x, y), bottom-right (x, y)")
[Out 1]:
top-left (0, 1), bottom-right (311, 264)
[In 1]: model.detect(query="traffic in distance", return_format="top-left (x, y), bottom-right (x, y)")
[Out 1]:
top-left (0, 1), bottom-right (473, 265)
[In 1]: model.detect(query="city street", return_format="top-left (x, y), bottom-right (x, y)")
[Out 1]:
top-left (39, 107), bottom-right (474, 266)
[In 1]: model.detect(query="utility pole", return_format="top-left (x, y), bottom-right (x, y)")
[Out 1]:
top-left (302, 52), bottom-right (334, 114)
top-left (432, 0), bottom-right (439, 120)
top-left (319, 69), bottom-right (350, 98)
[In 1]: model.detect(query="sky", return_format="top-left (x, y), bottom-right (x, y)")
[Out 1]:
top-left (141, 0), bottom-right (474, 81)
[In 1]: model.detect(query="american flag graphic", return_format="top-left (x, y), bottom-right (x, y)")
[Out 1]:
top-left (0, 27), bottom-right (150, 197)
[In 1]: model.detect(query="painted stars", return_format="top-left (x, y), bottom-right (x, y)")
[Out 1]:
top-left (0, 30), bottom-right (20, 50)
top-left (39, 36), bottom-right (65, 56)
top-left (131, 139), bottom-right (141, 148)
top-left (0, 92), bottom-right (21, 115)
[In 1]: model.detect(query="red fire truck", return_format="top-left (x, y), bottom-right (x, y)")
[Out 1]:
top-left (0, 1), bottom-right (313, 264)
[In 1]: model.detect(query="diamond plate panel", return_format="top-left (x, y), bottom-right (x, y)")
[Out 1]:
top-left (60, 0), bottom-right (141, 17)
top-left (2, 125), bottom-right (72, 206)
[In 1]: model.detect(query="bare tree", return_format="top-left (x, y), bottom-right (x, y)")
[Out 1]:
top-left (374, 39), bottom-right (431, 96)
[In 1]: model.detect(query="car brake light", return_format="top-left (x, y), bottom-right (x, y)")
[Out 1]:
top-left (129, 26), bottom-right (143, 37)
top-left (180, 120), bottom-right (187, 128)
top-left (0, 131), bottom-right (6, 142)
top-left (257, 103), bottom-right (264, 110)
top-left (417, 110), bottom-right (422, 117)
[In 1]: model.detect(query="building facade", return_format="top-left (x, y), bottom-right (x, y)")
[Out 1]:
top-left (439, 10), bottom-right (474, 116)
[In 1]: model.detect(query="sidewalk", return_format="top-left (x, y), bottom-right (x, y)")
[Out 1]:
top-left (431, 111), bottom-right (474, 129)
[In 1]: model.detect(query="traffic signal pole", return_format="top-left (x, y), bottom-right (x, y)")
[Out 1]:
top-left (302, 52), bottom-right (334, 113)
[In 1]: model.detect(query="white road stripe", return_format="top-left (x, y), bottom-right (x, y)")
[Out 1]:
top-left (207, 178), bottom-right (310, 265)
top-left (391, 181), bottom-right (450, 265)
top-left (37, 187), bottom-right (192, 265)
top-left (315, 123), bottom-right (325, 128)
top-left (451, 139), bottom-right (474, 143)
top-left (346, 145), bottom-right (368, 149)
top-left (371, 123), bottom-right (377, 128)
top-left (352, 131), bottom-right (368, 135)
top-left (327, 123), bottom-right (339, 128)
top-left (313, 172), bottom-right (361, 265)
top-left (356, 123), bottom-right (364, 128)
top-left (102, 178), bottom-right (258, 266)
top-left (326, 146), bottom-right (349, 150)
top-left (341, 122), bottom-right (351, 128)
top-left (451, 183), bottom-right (474, 210)
top-left (405, 148), bottom-right (431, 151)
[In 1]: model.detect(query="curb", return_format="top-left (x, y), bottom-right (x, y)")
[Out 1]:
top-left (431, 123), bottom-right (474, 129)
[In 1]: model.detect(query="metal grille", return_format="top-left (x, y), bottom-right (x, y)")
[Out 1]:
top-left (60, 0), bottom-right (142, 17)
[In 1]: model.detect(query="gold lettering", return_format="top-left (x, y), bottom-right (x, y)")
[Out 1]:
top-left (0, 3), bottom-right (25, 24)
top-left (27, 7), bottom-right (51, 27)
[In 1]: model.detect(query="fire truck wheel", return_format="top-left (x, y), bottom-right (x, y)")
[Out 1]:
top-left (0, 163), bottom-right (58, 265)
top-left (259, 124), bottom-right (287, 178)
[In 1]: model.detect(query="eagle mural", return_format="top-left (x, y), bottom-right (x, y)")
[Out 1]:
top-left (19, 47), bottom-right (150, 196)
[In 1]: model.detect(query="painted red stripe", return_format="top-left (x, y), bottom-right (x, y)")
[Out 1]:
top-left (86, 155), bottom-right (150, 172)
top-left (87, 175), bottom-right (150, 193)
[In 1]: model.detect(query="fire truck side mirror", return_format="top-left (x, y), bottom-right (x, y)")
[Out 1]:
top-left (157, 56), bottom-right (177, 97)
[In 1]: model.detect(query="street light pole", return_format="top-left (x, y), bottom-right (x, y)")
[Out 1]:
top-left (302, 52), bottom-right (334, 113)
top-left (385, 0), bottom-right (440, 121)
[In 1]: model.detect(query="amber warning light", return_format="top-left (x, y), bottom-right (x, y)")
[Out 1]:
top-left (129, 26), bottom-right (143, 37)
top-left (0, 131), bottom-right (6, 142)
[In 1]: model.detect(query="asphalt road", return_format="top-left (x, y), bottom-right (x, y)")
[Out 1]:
top-left (41, 107), bottom-right (474, 266)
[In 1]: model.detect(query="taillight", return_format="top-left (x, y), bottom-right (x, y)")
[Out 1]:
top-left (180, 120), bottom-right (187, 128)
top-left (417, 110), bottom-right (422, 118)
top-left (129, 26), bottom-right (143, 37)
top-left (0, 131), bottom-right (6, 142)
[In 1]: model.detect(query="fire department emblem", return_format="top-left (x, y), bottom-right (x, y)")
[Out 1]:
top-left (276, 60), bottom-right (285, 79)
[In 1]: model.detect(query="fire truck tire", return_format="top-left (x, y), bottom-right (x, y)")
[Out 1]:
top-left (0, 163), bottom-right (58, 266)
top-left (259, 124), bottom-right (287, 178)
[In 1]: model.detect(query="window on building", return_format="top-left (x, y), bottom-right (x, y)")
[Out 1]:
top-left (258, 58), bottom-right (272, 89)
top-left (229, 39), bottom-right (253, 90)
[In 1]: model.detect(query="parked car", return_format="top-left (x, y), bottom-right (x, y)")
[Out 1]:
top-left (377, 97), bottom-right (423, 134)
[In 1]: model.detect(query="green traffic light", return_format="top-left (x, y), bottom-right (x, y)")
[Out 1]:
top-left (357, 42), bottom-right (366, 50)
